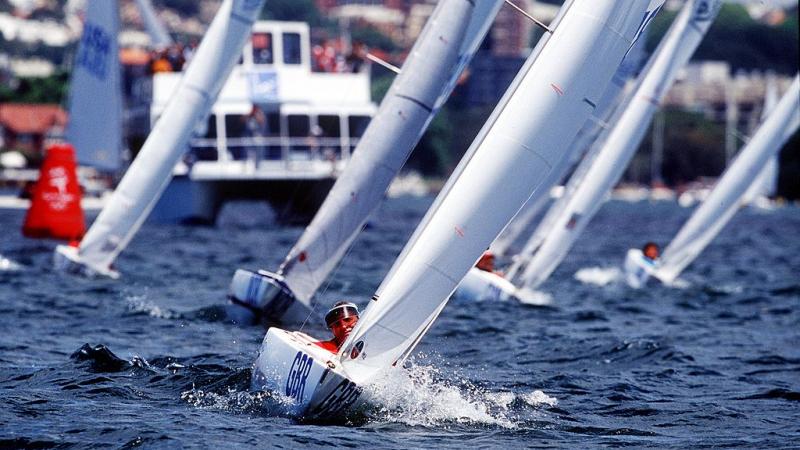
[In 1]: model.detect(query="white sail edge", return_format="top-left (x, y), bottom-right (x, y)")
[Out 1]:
top-left (654, 75), bottom-right (800, 283)
top-left (56, 0), bottom-right (266, 276)
top-left (66, 0), bottom-right (123, 173)
top-left (515, 0), bottom-right (720, 290)
top-left (339, 0), bottom-right (661, 384)
top-left (263, 0), bottom-right (504, 308)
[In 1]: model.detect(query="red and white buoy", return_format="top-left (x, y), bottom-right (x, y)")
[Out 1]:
top-left (22, 143), bottom-right (85, 241)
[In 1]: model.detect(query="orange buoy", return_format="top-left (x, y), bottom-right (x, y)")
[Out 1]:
top-left (22, 143), bottom-right (86, 241)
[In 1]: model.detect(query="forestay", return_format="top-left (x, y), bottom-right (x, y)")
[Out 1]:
top-left (67, 0), bottom-right (122, 172)
top-left (269, 0), bottom-right (504, 307)
top-left (655, 75), bottom-right (800, 283)
top-left (58, 0), bottom-right (266, 276)
top-left (515, 0), bottom-right (721, 289)
top-left (339, 0), bottom-right (662, 384)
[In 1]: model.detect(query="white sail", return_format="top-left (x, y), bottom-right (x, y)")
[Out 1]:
top-left (339, 0), bottom-right (662, 384)
top-left (515, 0), bottom-right (720, 289)
top-left (260, 0), bottom-right (503, 308)
top-left (67, 0), bottom-right (122, 172)
top-left (491, 7), bottom-right (642, 260)
top-left (134, 0), bottom-right (173, 49)
top-left (56, 0), bottom-right (266, 276)
top-left (655, 75), bottom-right (800, 283)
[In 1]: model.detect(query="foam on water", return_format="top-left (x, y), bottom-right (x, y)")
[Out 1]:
top-left (0, 254), bottom-right (22, 271)
top-left (574, 266), bottom-right (622, 286)
top-left (515, 287), bottom-right (553, 306)
top-left (362, 358), bottom-right (557, 428)
top-left (125, 293), bottom-right (182, 320)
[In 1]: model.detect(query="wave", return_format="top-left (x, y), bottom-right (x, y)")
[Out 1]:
top-left (573, 266), bottom-right (621, 286)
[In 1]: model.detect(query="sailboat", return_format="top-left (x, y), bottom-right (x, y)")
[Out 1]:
top-left (250, 0), bottom-right (662, 419)
top-left (67, 0), bottom-right (123, 173)
top-left (457, 0), bottom-right (715, 302)
top-left (228, 0), bottom-right (505, 323)
top-left (54, 0), bottom-right (267, 278)
top-left (508, 0), bottom-right (720, 295)
top-left (625, 75), bottom-right (800, 287)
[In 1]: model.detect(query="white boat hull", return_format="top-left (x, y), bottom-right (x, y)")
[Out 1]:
top-left (454, 267), bottom-right (518, 302)
top-left (53, 244), bottom-right (119, 279)
top-left (623, 248), bottom-right (654, 289)
top-left (228, 269), bottom-right (313, 324)
top-left (251, 328), bottom-right (363, 419)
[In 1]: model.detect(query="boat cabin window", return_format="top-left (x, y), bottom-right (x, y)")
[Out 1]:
top-left (283, 32), bottom-right (302, 65)
top-left (317, 115), bottom-right (341, 138)
top-left (252, 32), bottom-right (273, 65)
top-left (348, 115), bottom-right (370, 138)
top-left (224, 114), bottom-right (248, 138)
top-left (192, 114), bottom-right (218, 161)
top-left (288, 114), bottom-right (311, 153)
top-left (202, 114), bottom-right (217, 139)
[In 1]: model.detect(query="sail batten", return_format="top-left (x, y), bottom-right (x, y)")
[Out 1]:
top-left (340, 0), bottom-right (663, 384)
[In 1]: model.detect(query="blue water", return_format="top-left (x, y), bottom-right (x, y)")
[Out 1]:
top-left (1, 198), bottom-right (799, 448)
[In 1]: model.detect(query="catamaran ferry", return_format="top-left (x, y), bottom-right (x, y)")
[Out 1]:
top-left (149, 21), bottom-right (376, 224)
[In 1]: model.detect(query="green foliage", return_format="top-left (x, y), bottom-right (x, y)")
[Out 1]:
top-left (350, 24), bottom-right (398, 53)
top-left (626, 109), bottom-right (726, 186)
top-left (370, 74), bottom-right (394, 103)
top-left (647, 4), bottom-right (799, 74)
top-left (0, 72), bottom-right (70, 104)
top-left (260, 0), bottom-right (324, 26)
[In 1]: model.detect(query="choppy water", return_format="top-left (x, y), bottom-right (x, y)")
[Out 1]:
top-left (1, 198), bottom-right (799, 448)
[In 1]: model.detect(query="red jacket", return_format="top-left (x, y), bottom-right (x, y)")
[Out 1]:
top-left (314, 340), bottom-right (339, 353)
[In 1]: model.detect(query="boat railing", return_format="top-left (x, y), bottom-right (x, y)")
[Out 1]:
top-left (187, 136), bottom-right (360, 171)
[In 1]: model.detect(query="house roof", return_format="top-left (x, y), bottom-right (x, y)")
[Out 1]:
top-left (0, 103), bottom-right (67, 134)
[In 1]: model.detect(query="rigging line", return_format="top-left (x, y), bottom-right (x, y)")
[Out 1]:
top-left (366, 53), bottom-right (401, 74)
top-left (298, 221), bottom-right (365, 332)
top-left (503, 0), bottom-right (553, 34)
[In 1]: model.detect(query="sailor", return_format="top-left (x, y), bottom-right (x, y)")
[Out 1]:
top-left (315, 301), bottom-right (360, 353)
top-left (475, 250), bottom-right (504, 277)
top-left (642, 242), bottom-right (660, 261)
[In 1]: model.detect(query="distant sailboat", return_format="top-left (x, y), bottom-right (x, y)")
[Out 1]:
top-left (54, 0), bottom-right (267, 278)
top-left (228, 0), bottom-right (505, 323)
top-left (250, 0), bottom-right (662, 419)
top-left (511, 0), bottom-right (720, 293)
top-left (67, 0), bottom-right (123, 173)
top-left (626, 75), bottom-right (800, 287)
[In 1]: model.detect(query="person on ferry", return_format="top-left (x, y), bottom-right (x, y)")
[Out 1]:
top-left (642, 242), bottom-right (660, 261)
top-left (315, 301), bottom-right (360, 353)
